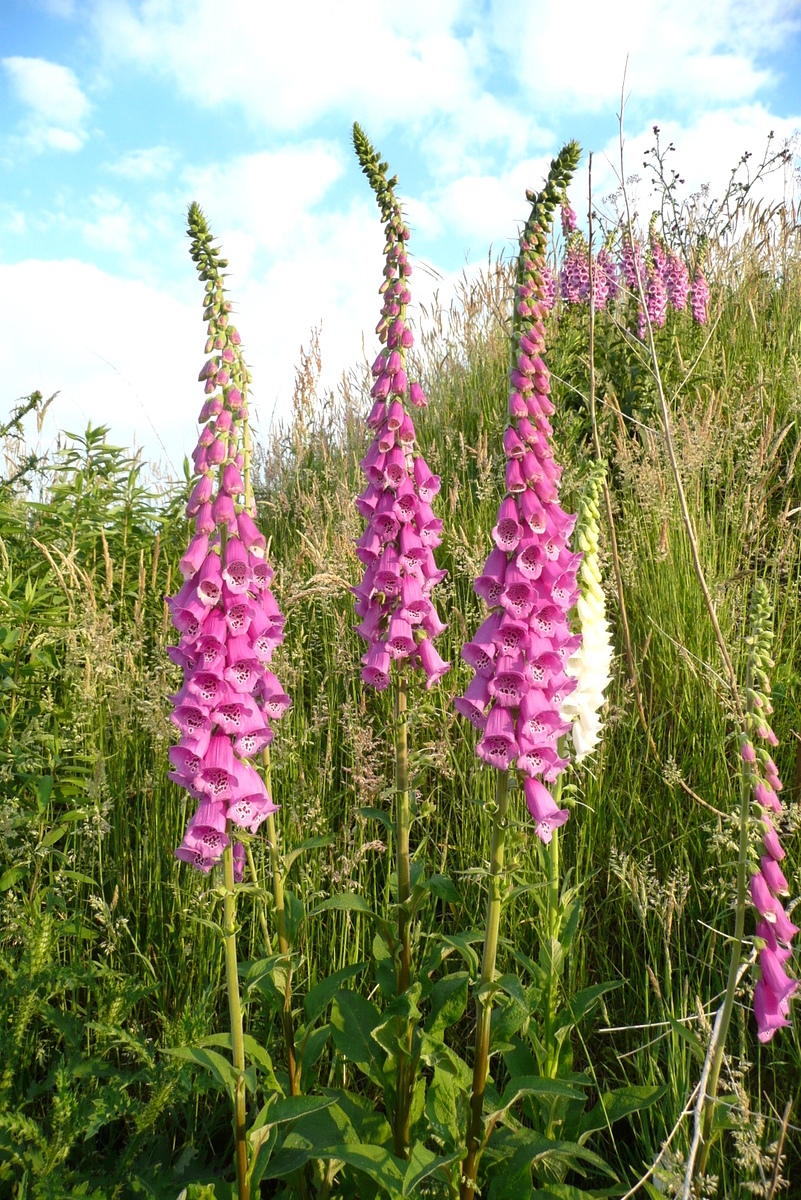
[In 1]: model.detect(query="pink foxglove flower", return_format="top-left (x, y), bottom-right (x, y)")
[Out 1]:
top-left (743, 581), bottom-right (797, 1042)
top-left (169, 204), bottom-right (287, 874)
top-left (352, 124), bottom-right (449, 692)
top-left (456, 142), bottom-right (582, 843)
top-left (690, 265), bottom-right (710, 324)
top-left (665, 249), bottom-right (690, 311)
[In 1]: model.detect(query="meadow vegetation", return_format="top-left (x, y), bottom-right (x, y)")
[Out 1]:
top-left (1, 144), bottom-right (800, 1198)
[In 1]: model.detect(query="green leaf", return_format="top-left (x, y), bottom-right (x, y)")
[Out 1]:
top-left (328, 1143), bottom-right (405, 1198)
top-left (36, 775), bottom-right (54, 813)
top-left (577, 1084), bottom-right (667, 1142)
top-left (331, 991), bottom-right (384, 1087)
top-left (505, 1134), bottom-right (615, 1179)
top-left (304, 961), bottom-right (367, 1025)
top-left (440, 930), bottom-right (484, 977)
top-left (0, 865), bottom-right (29, 891)
top-left (495, 1074), bottom-right (587, 1118)
top-left (426, 1067), bottom-right (462, 1147)
top-left (425, 971), bottom-right (469, 1039)
top-left (306, 893), bottom-right (374, 920)
top-left (282, 834), bottom-right (334, 876)
top-left (357, 805), bottom-right (394, 833)
top-left (402, 1142), bottom-right (462, 1195)
top-left (300, 1023), bottom-right (331, 1080)
top-left (422, 873), bottom-right (461, 904)
top-left (42, 824), bottom-right (69, 847)
top-left (664, 1012), bottom-right (706, 1063)
top-left (556, 981), bottom-right (622, 1033)
top-left (258, 1094), bottom-right (336, 1127)
top-left (162, 1045), bottom-right (240, 1095)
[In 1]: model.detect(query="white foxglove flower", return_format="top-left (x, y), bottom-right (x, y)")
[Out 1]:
top-left (560, 465), bottom-right (614, 761)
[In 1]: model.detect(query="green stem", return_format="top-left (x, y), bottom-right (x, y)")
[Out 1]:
top-left (393, 671), bottom-right (413, 1159)
top-left (223, 838), bottom-right (249, 1200)
top-left (695, 755), bottom-right (751, 1176)
top-left (460, 769), bottom-right (510, 1198)
top-left (246, 843), bottom-right (272, 955)
top-left (262, 750), bottom-right (301, 1099)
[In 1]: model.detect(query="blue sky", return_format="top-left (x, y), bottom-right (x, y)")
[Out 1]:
top-left (2, 0), bottom-right (800, 474)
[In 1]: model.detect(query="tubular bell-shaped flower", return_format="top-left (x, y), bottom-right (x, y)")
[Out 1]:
top-left (352, 123), bottom-right (449, 692)
top-left (456, 143), bottom-right (582, 843)
top-left (560, 462), bottom-right (614, 761)
top-left (168, 204), bottom-right (287, 877)
top-left (743, 581), bottom-right (797, 1042)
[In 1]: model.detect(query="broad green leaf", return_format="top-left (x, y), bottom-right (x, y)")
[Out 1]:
top-left (257, 1094), bottom-right (336, 1127)
top-left (0, 865), bottom-right (29, 891)
top-left (331, 991), bottom-right (384, 1087)
top-left (299, 1023), bottom-right (331, 1080)
top-left (577, 1084), bottom-right (666, 1142)
top-left (162, 1045), bottom-right (240, 1095)
top-left (495, 1074), bottom-right (587, 1118)
top-left (36, 775), bottom-right (54, 812)
top-left (422, 873), bottom-right (461, 904)
top-left (506, 1135), bottom-right (615, 1179)
top-left (304, 961), bottom-right (367, 1025)
top-left (425, 971), bottom-right (469, 1039)
top-left (328, 1143), bottom-right (405, 1198)
top-left (357, 805), bottom-right (394, 833)
top-left (425, 1067), bottom-right (462, 1147)
top-left (402, 1142), bottom-right (462, 1195)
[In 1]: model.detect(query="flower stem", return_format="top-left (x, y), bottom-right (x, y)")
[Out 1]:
top-left (262, 748), bottom-right (301, 1099)
top-left (460, 768), bottom-right (510, 1198)
top-left (393, 671), bottom-right (413, 1159)
top-left (544, 770), bottom-right (563, 1082)
top-left (223, 837), bottom-right (249, 1200)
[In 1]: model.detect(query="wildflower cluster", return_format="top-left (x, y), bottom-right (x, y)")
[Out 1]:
top-left (560, 462), bottom-right (614, 760)
top-left (456, 142), bottom-right (583, 844)
top-left (558, 205), bottom-right (618, 310)
top-left (167, 204), bottom-right (288, 878)
top-left (352, 123), bottom-right (450, 692)
top-left (742, 581), bottom-right (797, 1042)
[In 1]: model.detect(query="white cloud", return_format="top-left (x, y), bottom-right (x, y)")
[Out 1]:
top-left (183, 142), bottom-right (346, 257)
top-left (82, 195), bottom-right (136, 256)
top-left (490, 0), bottom-right (800, 110)
top-left (2, 56), bottom-right (90, 151)
top-left (107, 146), bottom-right (174, 179)
top-left (92, 0), bottom-right (478, 130)
top-left (0, 260), bottom-right (198, 472)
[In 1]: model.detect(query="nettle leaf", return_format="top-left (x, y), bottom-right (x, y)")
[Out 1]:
top-left (577, 1084), bottom-right (667, 1142)
top-left (425, 971), bottom-right (469, 1040)
top-left (0, 865), bottom-right (29, 891)
top-left (331, 991), bottom-right (385, 1087)
top-left (372, 984), bottom-right (423, 1057)
top-left (282, 888), bottom-right (306, 944)
top-left (256, 1094), bottom-right (337, 1128)
top-left (304, 961), bottom-right (368, 1025)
